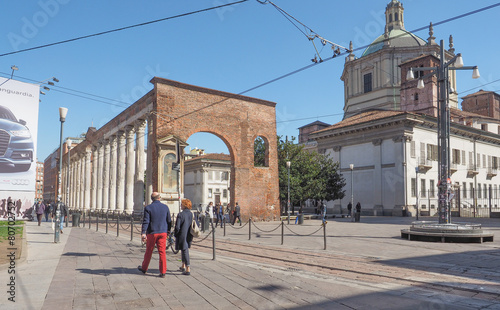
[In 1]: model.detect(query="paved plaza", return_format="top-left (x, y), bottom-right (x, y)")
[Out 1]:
top-left (2, 216), bottom-right (500, 309)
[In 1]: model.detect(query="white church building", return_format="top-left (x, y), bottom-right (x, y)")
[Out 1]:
top-left (300, 0), bottom-right (500, 217)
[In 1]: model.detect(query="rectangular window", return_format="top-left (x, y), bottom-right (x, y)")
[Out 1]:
top-left (429, 180), bottom-right (435, 197)
top-left (410, 141), bottom-right (416, 158)
top-left (223, 189), bottom-right (228, 198)
top-left (488, 155), bottom-right (492, 170)
top-left (483, 154), bottom-right (487, 168)
top-left (484, 185), bottom-right (488, 199)
top-left (470, 183), bottom-right (474, 198)
top-left (493, 157), bottom-right (498, 169)
top-left (469, 152), bottom-right (473, 167)
top-left (478, 184), bottom-right (482, 198)
top-left (477, 154), bottom-right (481, 168)
top-left (208, 188), bottom-right (213, 198)
top-left (462, 182), bottom-right (467, 198)
top-left (363, 73), bottom-right (372, 93)
top-left (420, 179), bottom-right (426, 197)
top-left (427, 144), bottom-right (438, 161)
top-left (452, 149), bottom-right (460, 164)
top-left (461, 150), bottom-right (466, 165)
top-left (411, 178), bottom-right (416, 197)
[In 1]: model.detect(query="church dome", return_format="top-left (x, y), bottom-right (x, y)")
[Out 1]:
top-left (361, 29), bottom-right (426, 57)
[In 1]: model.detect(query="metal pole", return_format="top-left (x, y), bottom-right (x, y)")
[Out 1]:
top-left (54, 116), bottom-right (65, 243)
top-left (66, 146), bottom-right (70, 208)
top-left (323, 222), bottom-right (326, 250)
top-left (287, 161), bottom-right (290, 225)
top-left (249, 218), bottom-right (252, 240)
top-left (117, 213), bottom-right (120, 237)
top-left (212, 221), bottom-right (216, 260)
top-left (106, 212), bottom-right (109, 234)
top-left (281, 221), bottom-right (284, 245)
top-left (489, 185), bottom-right (492, 218)
top-left (130, 215), bottom-right (134, 241)
top-left (350, 164), bottom-right (354, 222)
top-left (415, 167), bottom-right (419, 220)
top-left (437, 40), bottom-right (450, 224)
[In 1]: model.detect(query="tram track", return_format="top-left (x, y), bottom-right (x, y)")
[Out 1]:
top-left (193, 238), bottom-right (500, 301)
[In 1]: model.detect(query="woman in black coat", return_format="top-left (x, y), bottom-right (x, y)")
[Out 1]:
top-left (175, 198), bottom-right (193, 275)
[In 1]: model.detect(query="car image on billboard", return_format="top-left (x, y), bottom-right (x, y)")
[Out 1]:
top-left (0, 104), bottom-right (34, 172)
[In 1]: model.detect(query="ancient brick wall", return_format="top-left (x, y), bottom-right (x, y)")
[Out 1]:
top-left (151, 78), bottom-right (280, 220)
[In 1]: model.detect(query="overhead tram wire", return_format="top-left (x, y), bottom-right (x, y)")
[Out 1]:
top-left (0, 71), bottom-right (131, 108)
top-left (257, 0), bottom-right (350, 62)
top-left (0, 0), bottom-right (249, 57)
top-left (3, 2), bottom-right (500, 126)
top-left (43, 4), bottom-right (500, 168)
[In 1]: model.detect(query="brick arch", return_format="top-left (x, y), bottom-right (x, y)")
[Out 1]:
top-left (151, 78), bottom-right (279, 220)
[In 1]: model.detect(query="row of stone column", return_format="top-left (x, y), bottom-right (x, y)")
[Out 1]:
top-left (62, 119), bottom-right (148, 213)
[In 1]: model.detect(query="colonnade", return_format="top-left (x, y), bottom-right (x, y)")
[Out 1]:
top-left (61, 119), bottom-right (150, 214)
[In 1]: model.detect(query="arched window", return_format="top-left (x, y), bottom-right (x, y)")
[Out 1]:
top-left (395, 13), bottom-right (399, 21)
top-left (389, 14), bottom-right (393, 23)
top-left (162, 153), bottom-right (178, 193)
top-left (254, 136), bottom-right (269, 167)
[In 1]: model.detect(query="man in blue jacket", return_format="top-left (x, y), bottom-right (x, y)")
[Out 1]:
top-left (138, 192), bottom-right (171, 278)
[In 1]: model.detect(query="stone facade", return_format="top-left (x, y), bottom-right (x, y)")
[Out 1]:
top-left (183, 153), bottom-right (231, 210)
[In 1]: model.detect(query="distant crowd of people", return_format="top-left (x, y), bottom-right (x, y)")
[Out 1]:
top-left (202, 201), bottom-right (241, 227)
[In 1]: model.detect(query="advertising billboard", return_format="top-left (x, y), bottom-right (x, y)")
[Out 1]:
top-left (0, 77), bottom-right (39, 218)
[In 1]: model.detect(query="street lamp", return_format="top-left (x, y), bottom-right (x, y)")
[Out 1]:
top-left (66, 139), bottom-right (72, 208)
top-left (286, 161), bottom-right (291, 225)
top-left (350, 164), bottom-right (354, 222)
top-left (55, 107), bottom-right (68, 243)
top-left (415, 167), bottom-right (419, 221)
top-left (407, 40), bottom-right (479, 224)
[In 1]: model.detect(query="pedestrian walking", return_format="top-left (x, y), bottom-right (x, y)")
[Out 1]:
top-left (44, 201), bottom-right (52, 222)
top-left (215, 202), bottom-right (224, 228)
top-left (355, 202), bottom-right (361, 222)
top-left (232, 202), bottom-right (241, 225)
top-left (34, 200), bottom-right (45, 226)
top-left (138, 192), bottom-right (172, 278)
top-left (175, 198), bottom-right (194, 276)
top-left (52, 199), bottom-right (68, 233)
top-left (206, 202), bottom-right (214, 226)
top-left (347, 202), bottom-right (352, 218)
top-left (321, 202), bottom-right (327, 226)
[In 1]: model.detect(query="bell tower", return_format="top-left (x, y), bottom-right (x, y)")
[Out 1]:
top-left (385, 0), bottom-right (405, 32)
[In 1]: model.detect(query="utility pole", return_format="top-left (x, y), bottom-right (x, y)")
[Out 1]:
top-left (407, 40), bottom-right (479, 224)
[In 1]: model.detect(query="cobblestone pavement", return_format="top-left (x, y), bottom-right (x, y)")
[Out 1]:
top-left (2, 216), bottom-right (500, 309)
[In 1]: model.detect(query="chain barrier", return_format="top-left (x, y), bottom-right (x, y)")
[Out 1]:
top-left (108, 222), bottom-right (117, 228)
top-left (192, 227), bottom-right (215, 243)
top-left (134, 225), bottom-right (142, 233)
top-left (251, 221), bottom-right (281, 233)
top-left (284, 223), bottom-right (324, 236)
top-left (119, 223), bottom-right (131, 230)
top-left (226, 220), bottom-right (249, 230)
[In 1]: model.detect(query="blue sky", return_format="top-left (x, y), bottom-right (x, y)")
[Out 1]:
top-left (1, 0), bottom-right (499, 161)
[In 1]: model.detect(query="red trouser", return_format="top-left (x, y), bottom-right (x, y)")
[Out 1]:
top-left (141, 232), bottom-right (167, 274)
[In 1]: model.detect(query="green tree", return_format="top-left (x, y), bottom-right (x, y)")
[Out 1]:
top-left (277, 136), bottom-right (345, 214)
